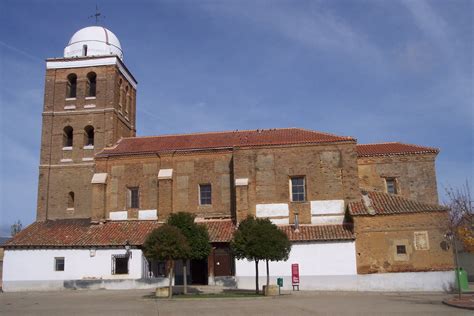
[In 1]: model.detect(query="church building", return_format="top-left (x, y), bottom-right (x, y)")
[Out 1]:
top-left (2, 26), bottom-right (454, 292)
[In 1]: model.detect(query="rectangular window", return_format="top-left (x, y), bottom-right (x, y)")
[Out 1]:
top-left (386, 178), bottom-right (397, 194)
top-left (55, 257), bottom-right (65, 271)
top-left (128, 187), bottom-right (139, 208)
top-left (396, 245), bottom-right (407, 255)
top-left (199, 184), bottom-right (212, 205)
top-left (290, 176), bottom-right (306, 202)
top-left (112, 254), bottom-right (129, 274)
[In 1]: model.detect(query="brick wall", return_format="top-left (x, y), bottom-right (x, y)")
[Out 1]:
top-left (94, 141), bottom-right (360, 223)
top-left (353, 212), bottom-right (453, 274)
top-left (357, 154), bottom-right (438, 204)
top-left (37, 60), bottom-right (136, 221)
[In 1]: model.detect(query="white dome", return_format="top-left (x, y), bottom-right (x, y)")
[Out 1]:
top-left (64, 26), bottom-right (123, 60)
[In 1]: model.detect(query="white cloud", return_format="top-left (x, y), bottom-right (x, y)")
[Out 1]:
top-left (198, 2), bottom-right (384, 65)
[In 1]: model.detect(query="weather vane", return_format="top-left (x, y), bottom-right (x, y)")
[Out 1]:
top-left (89, 5), bottom-right (105, 25)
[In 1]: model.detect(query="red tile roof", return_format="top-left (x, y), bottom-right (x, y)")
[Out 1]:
top-left (348, 191), bottom-right (447, 216)
top-left (279, 225), bottom-right (354, 241)
top-left (5, 219), bottom-right (354, 248)
top-left (356, 142), bottom-right (439, 157)
top-left (201, 220), bottom-right (235, 243)
top-left (5, 219), bottom-right (235, 248)
top-left (97, 128), bottom-right (355, 157)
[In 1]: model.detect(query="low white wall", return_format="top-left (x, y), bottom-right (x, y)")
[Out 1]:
top-left (3, 248), bottom-right (155, 292)
top-left (235, 241), bottom-right (454, 292)
top-left (236, 241), bottom-right (357, 278)
top-left (235, 271), bottom-right (454, 292)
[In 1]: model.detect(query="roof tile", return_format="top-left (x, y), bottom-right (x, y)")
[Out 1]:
top-left (349, 191), bottom-right (447, 216)
top-left (356, 142), bottom-right (439, 157)
top-left (98, 128), bottom-right (354, 157)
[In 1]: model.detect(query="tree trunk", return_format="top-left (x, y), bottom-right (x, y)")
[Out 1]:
top-left (255, 259), bottom-right (259, 294)
top-left (453, 237), bottom-right (462, 299)
top-left (168, 259), bottom-right (174, 299)
top-left (266, 259), bottom-right (270, 295)
top-left (183, 260), bottom-right (188, 295)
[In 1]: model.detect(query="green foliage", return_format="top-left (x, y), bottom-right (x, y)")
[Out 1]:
top-left (167, 212), bottom-right (211, 260)
top-left (231, 216), bottom-right (292, 262)
top-left (143, 224), bottom-right (191, 261)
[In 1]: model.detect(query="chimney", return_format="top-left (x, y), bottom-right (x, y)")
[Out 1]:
top-left (294, 213), bottom-right (300, 232)
top-left (362, 191), bottom-right (376, 216)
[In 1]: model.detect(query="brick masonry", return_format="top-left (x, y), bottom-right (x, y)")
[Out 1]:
top-left (34, 56), bottom-right (453, 276)
top-left (357, 153), bottom-right (439, 204)
top-left (353, 212), bottom-right (453, 274)
top-left (37, 61), bottom-right (136, 221)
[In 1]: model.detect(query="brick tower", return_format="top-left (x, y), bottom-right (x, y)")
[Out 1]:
top-left (37, 26), bottom-right (137, 221)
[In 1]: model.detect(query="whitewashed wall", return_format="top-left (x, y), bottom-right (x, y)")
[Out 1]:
top-left (235, 241), bottom-right (357, 290)
top-left (234, 241), bottom-right (454, 292)
top-left (2, 249), bottom-right (165, 291)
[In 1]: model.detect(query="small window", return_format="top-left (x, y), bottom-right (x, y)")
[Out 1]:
top-left (386, 178), bottom-right (397, 194)
top-left (66, 74), bottom-right (77, 98)
top-left (84, 125), bottom-right (94, 146)
top-left (55, 257), bottom-right (65, 271)
top-left (396, 245), bottom-right (406, 255)
top-left (199, 184), bottom-right (212, 205)
top-left (112, 254), bottom-right (129, 274)
top-left (63, 126), bottom-right (73, 147)
top-left (290, 176), bottom-right (305, 202)
top-left (128, 187), bottom-right (139, 208)
top-left (82, 44), bottom-right (88, 56)
top-left (67, 191), bottom-right (75, 209)
top-left (86, 72), bottom-right (96, 97)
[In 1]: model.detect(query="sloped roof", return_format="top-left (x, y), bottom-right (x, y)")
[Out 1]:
top-left (97, 128), bottom-right (355, 157)
top-left (0, 237), bottom-right (11, 246)
top-left (348, 191), bottom-right (447, 216)
top-left (356, 142), bottom-right (439, 157)
top-left (5, 218), bottom-right (354, 248)
top-left (4, 219), bottom-right (235, 248)
top-left (279, 225), bottom-right (354, 241)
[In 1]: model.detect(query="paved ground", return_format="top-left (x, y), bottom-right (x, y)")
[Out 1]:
top-left (0, 289), bottom-right (471, 315)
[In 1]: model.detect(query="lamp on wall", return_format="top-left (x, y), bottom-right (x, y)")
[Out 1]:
top-left (125, 240), bottom-right (132, 258)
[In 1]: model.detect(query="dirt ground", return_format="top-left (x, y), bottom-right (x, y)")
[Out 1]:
top-left (0, 289), bottom-right (470, 315)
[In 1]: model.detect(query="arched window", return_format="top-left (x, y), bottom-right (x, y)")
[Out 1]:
top-left (82, 44), bottom-right (88, 56)
top-left (84, 125), bottom-right (94, 147)
top-left (68, 191), bottom-right (75, 209)
top-left (63, 126), bottom-right (73, 147)
top-left (118, 79), bottom-right (123, 111)
top-left (125, 86), bottom-right (129, 114)
top-left (66, 74), bottom-right (77, 98)
top-left (86, 72), bottom-right (96, 97)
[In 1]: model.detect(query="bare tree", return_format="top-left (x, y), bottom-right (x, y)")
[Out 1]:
top-left (444, 181), bottom-right (473, 298)
top-left (10, 220), bottom-right (22, 237)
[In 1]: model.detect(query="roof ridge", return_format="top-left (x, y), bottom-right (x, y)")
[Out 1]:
top-left (357, 142), bottom-right (439, 151)
top-left (117, 128), bottom-right (297, 140)
top-left (115, 127), bottom-right (354, 141)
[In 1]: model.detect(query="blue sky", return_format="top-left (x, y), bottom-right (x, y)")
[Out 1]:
top-left (0, 0), bottom-right (472, 236)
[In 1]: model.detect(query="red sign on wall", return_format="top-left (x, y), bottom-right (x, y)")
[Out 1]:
top-left (291, 263), bottom-right (300, 284)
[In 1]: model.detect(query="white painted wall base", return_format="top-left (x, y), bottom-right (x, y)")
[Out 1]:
top-left (3, 278), bottom-right (168, 292)
top-left (2, 248), bottom-right (155, 292)
top-left (235, 271), bottom-right (455, 292)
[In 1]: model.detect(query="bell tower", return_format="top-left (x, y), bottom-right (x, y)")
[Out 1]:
top-left (37, 26), bottom-right (137, 221)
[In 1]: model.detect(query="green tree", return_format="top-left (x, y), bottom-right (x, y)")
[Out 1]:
top-left (231, 216), bottom-right (291, 294)
top-left (167, 212), bottom-right (211, 294)
top-left (143, 224), bottom-right (191, 298)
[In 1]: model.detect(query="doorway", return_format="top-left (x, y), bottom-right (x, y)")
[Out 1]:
top-left (190, 259), bottom-right (208, 285)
